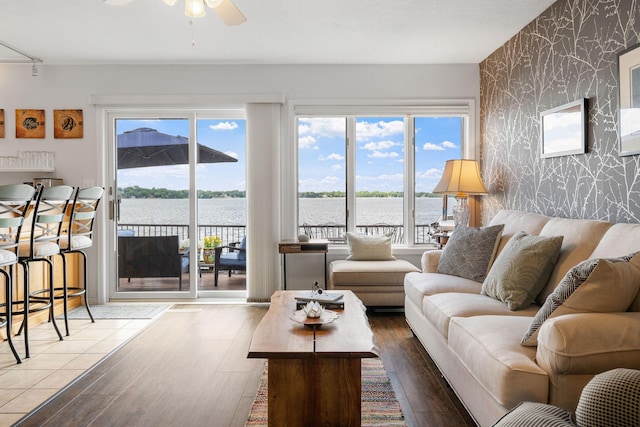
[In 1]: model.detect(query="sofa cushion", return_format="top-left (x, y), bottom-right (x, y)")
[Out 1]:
top-left (330, 259), bottom-right (419, 285)
top-left (488, 210), bottom-right (550, 256)
top-left (423, 293), bottom-right (538, 339)
top-left (536, 217), bottom-right (612, 304)
top-left (521, 253), bottom-right (640, 346)
top-left (536, 312), bottom-right (640, 376)
top-left (492, 401), bottom-right (575, 427)
top-left (448, 315), bottom-right (549, 408)
top-left (404, 271), bottom-right (482, 309)
top-left (482, 231), bottom-right (563, 310)
top-left (436, 224), bottom-right (504, 282)
top-left (345, 232), bottom-right (395, 261)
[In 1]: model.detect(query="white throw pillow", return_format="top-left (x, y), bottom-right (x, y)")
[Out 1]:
top-left (345, 232), bottom-right (395, 261)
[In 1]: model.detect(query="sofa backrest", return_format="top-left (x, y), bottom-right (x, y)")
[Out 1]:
top-left (488, 210), bottom-right (550, 257)
top-left (537, 217), bottom-right (612, 304)
top-left (589, 223), bottom-right (640, 311)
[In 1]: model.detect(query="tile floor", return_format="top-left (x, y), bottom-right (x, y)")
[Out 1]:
top-left (0, 314), bottom-right (160, 426)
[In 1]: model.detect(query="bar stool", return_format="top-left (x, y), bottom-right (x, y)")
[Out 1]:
top-left (0, 184), bottom-right (37, 363)
top-left (57, 186), bottom-right (104, 335)
top-left (16, 185), bottom-right (74, 358)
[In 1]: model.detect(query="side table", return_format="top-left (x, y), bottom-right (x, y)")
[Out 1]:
top-left (278, 239), bottom-right (329, 289)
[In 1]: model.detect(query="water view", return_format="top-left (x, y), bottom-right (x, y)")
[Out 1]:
top-left (119, 197), bottom-right (447, 226)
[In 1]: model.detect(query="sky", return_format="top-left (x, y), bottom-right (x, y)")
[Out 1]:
top-left (115, 116), bottom-right (462, 194)
top-left (298, 116), bottom-right (463, 194)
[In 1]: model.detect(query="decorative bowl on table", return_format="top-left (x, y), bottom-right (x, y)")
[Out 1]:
top-left (291, 302), bottom-right (339, 327)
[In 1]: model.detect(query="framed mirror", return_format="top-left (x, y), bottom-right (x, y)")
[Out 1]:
top-left (540, 98), bottom-right (587, 159)
top-left (619, 43), bottom-right (640, 156)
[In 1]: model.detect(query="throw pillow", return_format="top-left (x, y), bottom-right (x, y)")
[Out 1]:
top-left (481, 231), bottom-right (563, 311)
top-left (436, 224), bottom-right (504, 282)
top-left (521, 252), bottom-right (640, 346)
top-left (492, 401), bottom-right (575, 427)
top-left (345, 232), bottom-right (395, 261)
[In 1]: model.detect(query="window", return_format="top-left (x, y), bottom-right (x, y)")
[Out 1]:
top-left (296, 104), bottom-right (469, 245)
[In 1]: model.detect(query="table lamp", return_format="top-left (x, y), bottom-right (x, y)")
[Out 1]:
top-left (432, 159), bottom-right (488, 228)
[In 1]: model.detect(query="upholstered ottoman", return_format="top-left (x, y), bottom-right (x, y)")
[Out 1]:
top-left (328, 259), bottom-right (420, 307)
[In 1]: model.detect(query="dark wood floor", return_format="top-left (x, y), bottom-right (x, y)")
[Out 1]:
top-left (16, 305), bottom-right (475, 427)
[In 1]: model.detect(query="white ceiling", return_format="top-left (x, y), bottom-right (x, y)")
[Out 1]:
top-left (0, 0), bottom-right (556, 65)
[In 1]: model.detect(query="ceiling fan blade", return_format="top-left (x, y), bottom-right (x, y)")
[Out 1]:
top-left (103, 0), bottom-right (137, 5)
top-left (212, 0), bottom-right (246, 26)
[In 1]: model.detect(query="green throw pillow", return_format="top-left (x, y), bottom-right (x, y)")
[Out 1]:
top-left (436, 224), bottom-right (504, 282)
top-left (481, 231), bottom-right (563, 311)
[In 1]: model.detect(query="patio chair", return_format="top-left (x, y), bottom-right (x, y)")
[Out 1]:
top-left (118, 235), bottom-right (189, 290)
top-left (214, 236), bottom-right (246, 286)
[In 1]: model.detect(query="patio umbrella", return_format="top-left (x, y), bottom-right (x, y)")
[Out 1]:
top-left (117, 127), bottom-right (237, 169)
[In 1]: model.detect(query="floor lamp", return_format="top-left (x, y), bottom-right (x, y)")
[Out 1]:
top-left (433, 159), bottom-right (488, 229)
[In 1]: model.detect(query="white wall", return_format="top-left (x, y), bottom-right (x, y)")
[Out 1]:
top-left (0, 63), bottom-right (480, 301)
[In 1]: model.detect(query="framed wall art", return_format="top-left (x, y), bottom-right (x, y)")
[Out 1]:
top-left (16, 109), bottom-right (45, 138)
top-left (54, 109), bottom-right (83, 139)
top-left (618, 43), bottom-right (640, 156)
top-left (540, 98), bottom-right (587, 159)
top-left (0, 109), bottom-right (4, 138)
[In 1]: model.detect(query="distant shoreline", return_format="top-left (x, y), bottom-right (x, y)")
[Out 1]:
top-left (119, 186), bottom-right (441, 199)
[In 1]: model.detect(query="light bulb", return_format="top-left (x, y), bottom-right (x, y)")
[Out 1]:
top-left (185, 0), bottom-right (206, 17)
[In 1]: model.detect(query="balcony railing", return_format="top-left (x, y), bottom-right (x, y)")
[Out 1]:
top-left (117, 223), bottom-right (435, 244)
top-left (117, 224), bottom-right (247, 245)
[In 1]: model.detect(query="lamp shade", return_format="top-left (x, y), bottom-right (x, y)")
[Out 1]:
top-left (433, 159), bottom-right (488, 197)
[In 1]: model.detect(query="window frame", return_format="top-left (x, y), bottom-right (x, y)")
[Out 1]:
top-left (287, 99), bottom-right (478, 249)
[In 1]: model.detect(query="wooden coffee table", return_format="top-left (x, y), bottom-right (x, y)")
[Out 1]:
top-left (247, 290), bottom-right (379, 427)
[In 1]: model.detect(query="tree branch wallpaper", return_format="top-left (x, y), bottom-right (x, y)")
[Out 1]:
top-left (480, 0), bottom-right (640, 223)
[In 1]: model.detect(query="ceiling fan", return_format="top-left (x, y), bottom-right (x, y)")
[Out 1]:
top-left (104, 0), bottom-right (246, 26)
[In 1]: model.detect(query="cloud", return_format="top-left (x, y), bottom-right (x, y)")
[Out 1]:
top-left (423, 142), bottom-right (445, 151)
top-left (417, 167), bottom-right (442, 179)
top-left (369, 151), bottom-right (399, 158)
top-left (209, 121), bottom-right (238, 131)
top-left (441, 140), bottom-right (458, 149)
top-left (299, 135), bottom-right (317, 149)
top-left (362, 140), bottom-right (398, 151)
top-left (423, 140), bottom-right (458, 151)
top-left (356, 120), bottom-right (404, 140)
top-left (298, 118), bottom-right (345, 139)
top-left (318, 153), bottom-right (345, 161)
top-left (331, 164), bottom-right (342, 171)
top-left (224, 151), bottom-right (238, 159)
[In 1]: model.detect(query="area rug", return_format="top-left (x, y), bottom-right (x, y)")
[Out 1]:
top-left (61, 303), bottom-right (171, 319)
top-left (245, 358), bottom-right (406, 426)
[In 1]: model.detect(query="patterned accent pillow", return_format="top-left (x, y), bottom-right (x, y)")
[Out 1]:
top-left (521, 252), bottom-right (640, 346)
top-left (345, 232), bottom-right (395, 261)
top-left (576, 368), bottom-right (640, 427)
top-left (481, 231), bottom-right (563, 311)
top-left (436, 224), bottom-right (504, 282)
top-left (492, 401), bottom-right (575, 426)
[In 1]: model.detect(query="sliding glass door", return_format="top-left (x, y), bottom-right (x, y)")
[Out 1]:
top-left (108, 111), bottom-right (246, 299)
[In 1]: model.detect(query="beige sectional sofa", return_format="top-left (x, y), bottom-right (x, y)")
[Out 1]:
top-left (404, 210), bottom-right (640, 427)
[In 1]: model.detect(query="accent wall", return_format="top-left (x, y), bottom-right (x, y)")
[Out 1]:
top-left (480, 0), bottom-right (640, 223)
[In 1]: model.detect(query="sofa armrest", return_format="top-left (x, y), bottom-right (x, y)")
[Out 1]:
top-left (536, 312), bottom-right (640, 376)
top-left (421, 249), bottom-right (443, 272)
